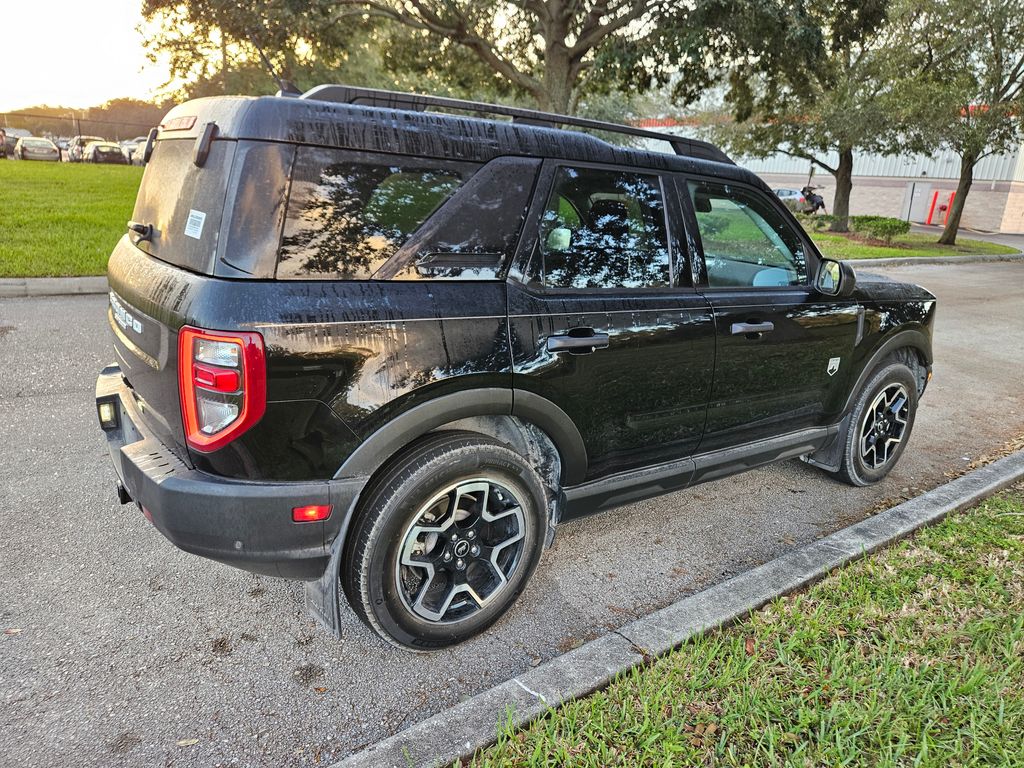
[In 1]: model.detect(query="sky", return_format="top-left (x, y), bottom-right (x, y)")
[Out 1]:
top-left (0, 0), bottom-right (175, 111)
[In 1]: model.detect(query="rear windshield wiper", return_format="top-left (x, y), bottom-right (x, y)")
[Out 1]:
top-left (127, 221), bottom-right (153, 244)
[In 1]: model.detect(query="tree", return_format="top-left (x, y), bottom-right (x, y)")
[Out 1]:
top-left (892, 0), bottom-right (1024, 244)
top-left (142, 0), bottom-right (526, 103)
top-left (664, 0), bottom-right (896, 232)
top-left (142, 0), bottom-right (675, 114)
top-left (325, 1), bottom-right (671, 113)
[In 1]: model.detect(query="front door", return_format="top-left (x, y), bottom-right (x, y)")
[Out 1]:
top-left (680, 177), bottom-right (861, 453)
top-left (509, 162), bottom-right (716, 482)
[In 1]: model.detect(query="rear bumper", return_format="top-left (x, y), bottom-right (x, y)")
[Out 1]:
top-left (95, 365), bottom-right (363, 580)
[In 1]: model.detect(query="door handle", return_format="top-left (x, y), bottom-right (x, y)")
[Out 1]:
top-left (547, 330), bottom-right (610, 353)
top-left (730, 321), bottom-right (775, 336)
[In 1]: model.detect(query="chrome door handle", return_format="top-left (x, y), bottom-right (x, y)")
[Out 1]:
top-left (547, 331), bottom-right (610, 353)
top-left (730, 321), bottom-right (775, 336)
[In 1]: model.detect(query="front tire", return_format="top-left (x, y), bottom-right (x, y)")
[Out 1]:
top-left (834, 361), bottom-right (919, 486)
top-left (342, 432), bottom-right (548, 650)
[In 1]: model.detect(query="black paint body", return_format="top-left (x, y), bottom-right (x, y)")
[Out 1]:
top-left (97, 93), bottom-right (936, 583)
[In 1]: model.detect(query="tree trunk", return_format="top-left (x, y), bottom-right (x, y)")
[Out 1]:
top-left (221, 31), bottom-right (229, 94)
top-left (937, 151), bottom-right (978, 246)
top-left (829, 147), bottom-right (854, 232)
top-left (540, 41), bottom-right (574, 114)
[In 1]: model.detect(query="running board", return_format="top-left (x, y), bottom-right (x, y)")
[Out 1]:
top-left (561, 426), bottom-right (834, 520)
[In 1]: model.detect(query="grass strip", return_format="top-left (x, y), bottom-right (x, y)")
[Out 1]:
top-left (812, 231), bottom-right (1018, 260)
top-left (0, 160), bottom-right (142, 277)
top-left (469, 486), bottom-right (1024, 767)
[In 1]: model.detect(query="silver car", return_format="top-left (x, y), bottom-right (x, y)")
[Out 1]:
top-left (14, 137), bottom-right (61, 162)
top-left (775, 188), bottom-right (806, 211)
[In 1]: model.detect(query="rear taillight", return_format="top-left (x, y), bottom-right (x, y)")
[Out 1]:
top-left (178, 326), bottom-right (266, 452)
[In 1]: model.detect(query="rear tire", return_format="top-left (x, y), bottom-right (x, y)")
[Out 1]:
top-left (834, 361), bottom-right (918, 486)
top-left (342, 432), bottom-right (547, 650)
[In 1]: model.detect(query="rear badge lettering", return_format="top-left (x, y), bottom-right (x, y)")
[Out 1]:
top-left (827, 357), bottom-right (841, 376)
top-left (184, 209), bottom-right (206, 239)
top-left (110, 292), bottom-right (142, 335)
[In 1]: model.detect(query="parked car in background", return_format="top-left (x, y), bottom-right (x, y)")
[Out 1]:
top-left (14, 137), bottom-right (60, 161)
top-left (3, 127), bottom-right (33, 157)
top-left (84, 141), bottom-right (128, 164)
top-left (68, 135), bottom-right (105, 162)
top-left (775, 188), bottom-right (806, 211)
top-left (120, 136), bottom-right (148, 162)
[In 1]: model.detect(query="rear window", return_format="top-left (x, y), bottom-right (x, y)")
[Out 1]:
top-left (130, 138), bottom-right (235, 274)
top-left (277, 148), bottom-right (477, 280)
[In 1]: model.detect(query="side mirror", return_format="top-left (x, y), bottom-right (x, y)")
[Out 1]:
top-left (815, 258), bottom-right (857, 298)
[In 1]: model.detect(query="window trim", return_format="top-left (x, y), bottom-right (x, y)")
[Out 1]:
top-left (677, 174), bottom-right (822, 292)
top-left (517, 159), bottom-right (686, 295)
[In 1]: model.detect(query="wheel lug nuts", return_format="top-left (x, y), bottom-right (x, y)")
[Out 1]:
top-left (467, 530), bottom-right (476, 539)
top-left (443, 551), bottom-right (452, 562)
top-left (450, 533), bottom-right (458, 541)
top-left (470, 545), bottom-right (480, 556)
top-left (456, 559), bottom-right (466, 570)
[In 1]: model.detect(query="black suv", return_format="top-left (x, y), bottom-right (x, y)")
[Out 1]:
top-left (96, 86), bottom-right (936, 649)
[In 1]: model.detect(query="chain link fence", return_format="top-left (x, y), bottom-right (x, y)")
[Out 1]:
top-left (1, 112), bottom-right (157, 142)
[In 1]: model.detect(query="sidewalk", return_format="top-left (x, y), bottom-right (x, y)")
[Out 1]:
top-left (0, 276), bottom-right (107, 298)
top-left (911, 223), bottom-right (1024, 252)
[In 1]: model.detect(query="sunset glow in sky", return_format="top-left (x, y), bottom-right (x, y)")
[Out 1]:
top-left (0, 0), bottom-right (176, 111)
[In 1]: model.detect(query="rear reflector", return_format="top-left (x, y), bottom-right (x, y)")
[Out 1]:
top-left (292, 505), bottom-right (332, 523)
top-left (178, 326), bottom-right (266, 452)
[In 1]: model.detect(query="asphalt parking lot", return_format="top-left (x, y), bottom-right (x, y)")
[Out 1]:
top-left (2, 262), bottom-right (1023, 767)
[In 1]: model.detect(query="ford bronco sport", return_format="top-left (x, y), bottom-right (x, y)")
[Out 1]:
top-left (96, 85), bottom-right (935, 649)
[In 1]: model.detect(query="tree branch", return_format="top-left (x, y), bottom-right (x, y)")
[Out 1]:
top-left (779, 148), bottom-right (837, 175)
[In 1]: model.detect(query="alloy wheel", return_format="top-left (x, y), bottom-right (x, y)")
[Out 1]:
top-left (859, 383), bottom-right (910, 470)
top-left (395, 479), bottom-right (527, 624)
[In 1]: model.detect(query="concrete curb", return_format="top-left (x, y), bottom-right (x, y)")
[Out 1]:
top-left (334, 448), bottom-right (1024, 768)
top-left (845, 252), bottom-right (1023, 268)
top-left (0, 276), bottom-right (107, 299)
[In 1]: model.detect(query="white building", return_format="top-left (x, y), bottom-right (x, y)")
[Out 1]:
top-left (637, 119), bottom-right (1024, 233)
top-left (742, 146), bottom-right (1024, 233)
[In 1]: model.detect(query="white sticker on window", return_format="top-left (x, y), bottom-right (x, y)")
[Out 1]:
top-left (184, 209), bottom-right (206, 239)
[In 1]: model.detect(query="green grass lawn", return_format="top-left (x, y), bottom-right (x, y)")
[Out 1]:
top-left (0, 160), bottom-right (142, 277)
top-left (470, 486), bottom-right (1024, 767)
top-left (811, 231), bottom-right (1019, 260)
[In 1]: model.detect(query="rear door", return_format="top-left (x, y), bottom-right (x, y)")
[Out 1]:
top-left (106, 135), bottom-right (238, 460)
top-left (509, 162), bottom-right (716, 482)
top-left (679, 176), bottom-right (860, 453)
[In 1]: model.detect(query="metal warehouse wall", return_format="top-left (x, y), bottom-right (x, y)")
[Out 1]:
top-left (737, 146), bottom-right (1022, 182)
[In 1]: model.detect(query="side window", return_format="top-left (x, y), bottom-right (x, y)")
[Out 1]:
top-left (687, 180), bottom-right (807, 288)
top-left (539, 166), bottom-right (669, 289)
top-left (278, 147), bottom-right (477, 280)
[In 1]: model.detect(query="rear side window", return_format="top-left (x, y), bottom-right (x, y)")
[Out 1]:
top-left (538, 166), bottom-right (670, 289)
top-left (277, 148), bottom-right (477, 280)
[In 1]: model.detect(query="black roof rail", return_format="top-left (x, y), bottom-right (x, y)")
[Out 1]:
top-left (300, 84), bottom-right (733, 165)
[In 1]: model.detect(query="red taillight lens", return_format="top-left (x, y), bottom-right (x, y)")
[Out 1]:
top-left (292, 505), bottom-right (332, 523)
top-left (178, 326), bottom-right (266, 452)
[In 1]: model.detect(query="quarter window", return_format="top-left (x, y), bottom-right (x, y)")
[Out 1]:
top-left (539, 166), bottom-right (670, 289)
top-left (278, 148), bottom-right (476, 280)
top-left (687, 180), bottom-right (807, 288)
